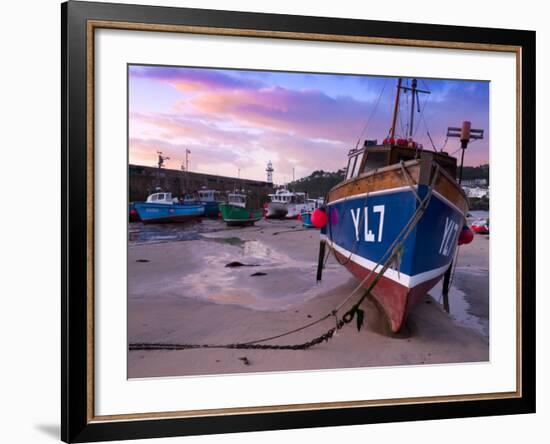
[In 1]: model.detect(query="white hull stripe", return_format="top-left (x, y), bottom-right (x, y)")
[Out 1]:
top-left (321, 235), bottom-right (451, 288)
top-left (327, 186), bottom-right (412, 206)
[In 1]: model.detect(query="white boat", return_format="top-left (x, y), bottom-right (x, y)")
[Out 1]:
top-left (266, 188), bottom-right (312, 219)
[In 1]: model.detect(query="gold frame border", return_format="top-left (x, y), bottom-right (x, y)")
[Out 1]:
top-left (86, 19), bottom-right (523, 424)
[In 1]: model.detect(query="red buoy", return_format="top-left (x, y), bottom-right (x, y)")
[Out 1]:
top-left (311, 208), bottom-right (328, 229)
top-left (458, 225), bottom-right (474, 245)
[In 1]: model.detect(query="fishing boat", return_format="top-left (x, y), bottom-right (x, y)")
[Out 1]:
top-left (301, 198), bottom-right (324, 228)
top-left (134, 191), bottom-right (204, 223)
top-left (197, 188), bottom-right (226, 217)
top-left (471, 218), bottom-right (489, 234)
top-left (266, 188), bottom-right (310, 219)
top-left (319, 78), bottom-right (477, 333)
top-left (219, 193), bottom-right (263, 226)
top-left (182, 193), bottom-right (199, 204)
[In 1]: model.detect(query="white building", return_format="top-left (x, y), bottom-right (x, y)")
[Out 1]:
top-left (463, 186), bottom-right (489, 198)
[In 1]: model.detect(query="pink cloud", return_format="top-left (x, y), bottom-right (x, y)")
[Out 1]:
top-left (188, 86), bottom-right (372, 143)
top-left (130, 66), bottom-right (262, 92)
top-left (129, 67), bottom-right (489, 182)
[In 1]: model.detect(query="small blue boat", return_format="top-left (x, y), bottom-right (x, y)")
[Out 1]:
top-left (134, 192), bottom-right (204, 223)
top-left (301, 211), bottom-right (314, 228)
top-left (301, 198), bottom-right (324, 228)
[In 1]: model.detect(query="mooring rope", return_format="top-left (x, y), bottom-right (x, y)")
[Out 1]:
top-left (129, 164), bottom-right (440, 352)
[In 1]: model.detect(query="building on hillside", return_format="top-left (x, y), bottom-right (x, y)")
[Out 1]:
top-left (462, 178), bottom-right (488, 187)
top-left (463, 186), bottom-right (489, 199)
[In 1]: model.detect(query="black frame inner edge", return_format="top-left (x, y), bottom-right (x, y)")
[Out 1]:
top-left (62, 1), bottom-right (536, 442)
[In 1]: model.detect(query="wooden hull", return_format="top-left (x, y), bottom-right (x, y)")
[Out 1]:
top-left (324, 159), bottom-right (468, 332)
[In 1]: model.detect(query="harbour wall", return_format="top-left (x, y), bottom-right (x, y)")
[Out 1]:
top-left (129, 164), bottom-right (274, 207)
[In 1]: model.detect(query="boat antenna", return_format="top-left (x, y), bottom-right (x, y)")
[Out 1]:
top-left (399, 79), bottom-right (430, 139)
top-left (389, 78), bottom-right (402, 140)
top-left (446, 121), bottom-right (484, 184)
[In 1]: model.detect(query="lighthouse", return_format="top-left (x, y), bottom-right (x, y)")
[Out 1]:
top-left (266, 161), bottom-right (274, 184)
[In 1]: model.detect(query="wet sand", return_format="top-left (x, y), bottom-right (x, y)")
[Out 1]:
top-left (128, 219), bottom-right (489, 378)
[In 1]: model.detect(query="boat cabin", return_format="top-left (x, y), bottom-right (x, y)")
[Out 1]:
top-left (307, 198), bottom-right (324, 209)
top-left (146, 192), bottom-right (176, 205)
top-left (345, 139), bottom-right (457, 181)
top-left (197, 189), bottom-right (225, 203)
top-left (269, 189), bottom-right (307, 204)
top-left (227, 193), bottom-right (247, 208)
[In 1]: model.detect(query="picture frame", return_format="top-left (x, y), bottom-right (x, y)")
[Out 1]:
top-left (61, 1), bottom-right (536, 442)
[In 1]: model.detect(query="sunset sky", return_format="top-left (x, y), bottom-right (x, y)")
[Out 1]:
top-left (129, 65), bottom-right (489, 184)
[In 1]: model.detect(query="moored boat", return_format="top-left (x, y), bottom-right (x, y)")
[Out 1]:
top-left (219, 193), bottom-right (263, 226)
top-left (197, 188), bottom-right (226, 217)
top-left (320, 78), bottom-right (472, 333)
top-left (134, 191), bottom-right (204, 223)
top-left (266, 188), bottom-right (310, 219)
top-left (301, 198), bottom-right (324, 228)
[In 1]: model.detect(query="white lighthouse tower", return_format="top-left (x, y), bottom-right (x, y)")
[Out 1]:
top-left (266, 161), bottom-right (274, 184)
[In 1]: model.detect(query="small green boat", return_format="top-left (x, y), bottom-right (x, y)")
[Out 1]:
top-left (219, 193), bottom-right (263, 226)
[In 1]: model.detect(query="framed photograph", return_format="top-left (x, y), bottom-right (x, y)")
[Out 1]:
top-left (62, 1), bottom-right (535, 442)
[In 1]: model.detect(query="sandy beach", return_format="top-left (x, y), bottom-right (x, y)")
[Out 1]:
top-left (128, 218), bottom-right (489, 378)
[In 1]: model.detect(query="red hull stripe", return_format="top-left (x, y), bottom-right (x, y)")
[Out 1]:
top-left (332, 248), bottom-right (445, 332)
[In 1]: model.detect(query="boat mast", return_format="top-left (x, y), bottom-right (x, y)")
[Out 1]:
top-left (389, 78), bottom-right (402, 140)
top-left (409, 79), bottom-right (417, 138)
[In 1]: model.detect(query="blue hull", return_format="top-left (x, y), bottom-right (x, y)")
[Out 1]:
top-left (134, 202), bottom-right (205, 223)
top-left (201, 201), bottom-right (220, 218)
top-left (301, 212), bottom-right (315, 228)
top-left (324, 185), bottom-right (466, 289)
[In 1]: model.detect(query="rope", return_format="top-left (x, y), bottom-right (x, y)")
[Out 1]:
top-left (328, 165), bottom-right (439, 315)
top-left (354, 79), bottom-right (388, 149)
top-left (449, 245), bottom-right (461, 288)
top-left (400, 161), bottom-right (422, 203)
top-left (413, 80), bottom-right (431, 138)
top-left (129, 164), bottom-right (440, 352)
